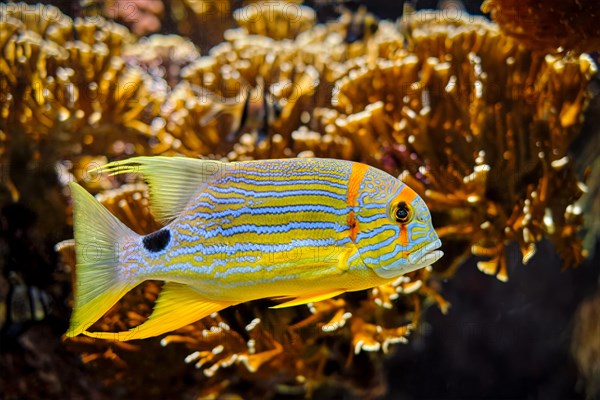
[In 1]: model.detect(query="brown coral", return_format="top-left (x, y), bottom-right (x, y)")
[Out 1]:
top-left (316, 11), bottom-right (595, 280)
top-left (169, 0), bottom-right (233, 51)
top-left (482, 0), bottom-right (600, 53)
top-left (122, 34), bottom-right (200, 88)
top-left (153, 4), bottom-right (408, 161)
top-left (0, 4), bottom-right (160, 203)
top-left (0, 2), bottom-right (74, 42)
top-left (233, 1), bottom-right (315, 40)
top-left (153, 30), bottom-right (320, 159)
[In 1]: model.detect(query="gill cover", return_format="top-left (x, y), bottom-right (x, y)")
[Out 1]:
top-left (353, 170), bottom-right (442, 279)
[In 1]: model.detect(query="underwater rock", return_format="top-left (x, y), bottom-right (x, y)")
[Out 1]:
top-left (572, 292), bottom-right (600, 399)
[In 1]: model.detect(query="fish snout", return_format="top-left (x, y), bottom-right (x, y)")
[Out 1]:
top-left (408, 238), bottom-right (443, 265)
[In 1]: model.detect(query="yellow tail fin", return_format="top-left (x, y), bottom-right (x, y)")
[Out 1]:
top-left (65, 182), bottom-right (139, 338)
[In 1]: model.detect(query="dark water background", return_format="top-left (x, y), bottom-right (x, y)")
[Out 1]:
top-left (384, 240), bottom-right (600, 400)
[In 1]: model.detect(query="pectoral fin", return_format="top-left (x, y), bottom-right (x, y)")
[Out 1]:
top-left (337, 245), bottom-right (358, 272)
top-left (83, 283), bottom-right (235, 341)
top-left (270, 289), bottom-right (346, 309)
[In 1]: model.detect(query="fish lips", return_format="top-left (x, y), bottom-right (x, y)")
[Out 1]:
top-left (407, 238), bottom-right (443, 266)
top-left (374, 239), bottom-right (444, 279)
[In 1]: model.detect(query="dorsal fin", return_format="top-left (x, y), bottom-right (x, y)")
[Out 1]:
top-left (97, 156), bottom-right (226, 224)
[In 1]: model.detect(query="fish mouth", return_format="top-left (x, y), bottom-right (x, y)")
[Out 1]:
top-left (369, 238), bottom-right (444, 279)
top-left (408, 239), bottom-right (443, 266)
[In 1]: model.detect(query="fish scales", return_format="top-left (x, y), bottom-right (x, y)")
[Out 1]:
top-left (65, 156), bottom-right (443, 340)
top-left (144, 159), bottom-right (360, 295)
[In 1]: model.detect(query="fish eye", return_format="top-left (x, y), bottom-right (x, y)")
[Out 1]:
top-left (394, 201), bottom-right (412, 224)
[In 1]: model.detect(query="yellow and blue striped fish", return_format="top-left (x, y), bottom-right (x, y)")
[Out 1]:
top-left (66, 157), bottom-right (442, 341)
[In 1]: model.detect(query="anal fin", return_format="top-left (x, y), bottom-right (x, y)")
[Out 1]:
top-left (270, 289), bottom-right (346, 309)
top-left (84, 283), bottom-right (235, 341)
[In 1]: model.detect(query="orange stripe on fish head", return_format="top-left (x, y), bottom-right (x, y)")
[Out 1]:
top-left (391, 184), bottom-right (418, 248)
top-left (346, 162), bottom-right (369, 243)
top-left (347, 162), bottom-right (368, 207)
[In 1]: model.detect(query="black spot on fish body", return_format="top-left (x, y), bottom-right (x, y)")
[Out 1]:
top-left (143, 229), bottom-right (171, 252)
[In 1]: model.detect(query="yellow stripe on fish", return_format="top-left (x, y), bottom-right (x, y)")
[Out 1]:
top-left (66, 157), bottom-right (442, 341)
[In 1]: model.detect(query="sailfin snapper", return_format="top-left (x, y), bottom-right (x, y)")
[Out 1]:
top-left (341, 5), bottom-right (379, 44)
top-left (198, 77), bottom-right (281, 144)
top-left (66, 156), bottom-right (443, 341)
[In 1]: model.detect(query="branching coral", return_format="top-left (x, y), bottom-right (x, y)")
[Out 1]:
top-left (122, 34), bottom-right (200, 88)
top-left (482, 0), bottom-right (600, 53)
top-left (233, 0), bottom-right (315, 40)
top-left (145, 3), bottom-right (408, 162)
top-left (316, 11), bottom-right (596, 280)
top-left (295, 17), bottom-right (403, 107)
top-left (169, 0), bottom-right (233, 51)
top-left (152, 29), bottom-right (320, 159)
top-left (0, 16), bottom-right (68, 200)
top-left (0, 2), bottom-right (73, 42)
top-left (0, 17), bottom-right (65, 139)
top-left (0, 3), bottom-right (160, 203)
